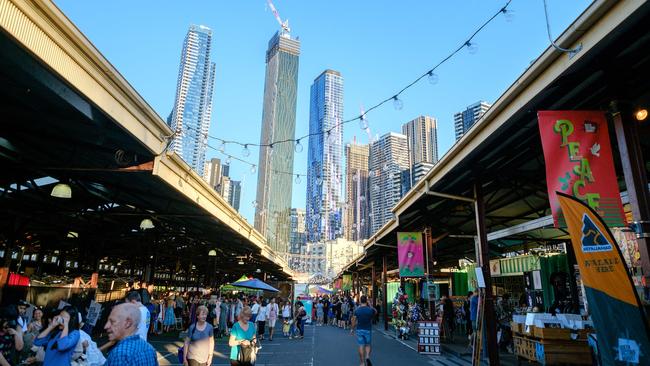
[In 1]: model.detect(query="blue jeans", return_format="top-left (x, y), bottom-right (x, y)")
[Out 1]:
top-left (356, 329), bottom-right (372, 345)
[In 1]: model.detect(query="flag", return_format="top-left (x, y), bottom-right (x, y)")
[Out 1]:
top-left (397, 232), bottom-right (425, 278)
top-left (538, 111), bottom-right (625, 227)
top-left (342, 274), bottom-right (352, 291)
top-left (557, 192), bottom-right (650, 364)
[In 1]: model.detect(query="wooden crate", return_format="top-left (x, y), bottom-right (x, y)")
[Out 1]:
top-left (533, 327), bottom-right (571, 340)
top-left (535, 339), bottom-right (593, 365)
top-left (511, 321), bottom-right (524, 334)
top-left (514, 336), bottom-right (536, 361)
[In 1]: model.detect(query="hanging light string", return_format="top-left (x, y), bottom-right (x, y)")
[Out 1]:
top-left (171, 1), bottom-right (512, 153)
top-left (541, 0), bottom-right (582, 56)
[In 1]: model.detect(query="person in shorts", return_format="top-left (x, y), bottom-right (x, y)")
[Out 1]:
top-left (350, 296), bottom-right (376, 366)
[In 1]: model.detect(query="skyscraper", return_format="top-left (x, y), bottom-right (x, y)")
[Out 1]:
top-left (369, 132), bottom-right (409, 234)
top-left (344, 141), bottom-right (370, 241)
top-left (229, 181), bottom-right (241, 211)
top-left (168, 25), bottom-right (216, 178)
top-left (289, 208), bottom-right (307, 270)
top-left (402, 115), bottom-right (438, 165)
top-left (306, 70), bottom-right (344, 242)
top-left (254, 31), bottom-right (301, 253)
top-left (454, 101), bottom-right (491, 141)
top-left (207, 158), bottom-right (222, 191)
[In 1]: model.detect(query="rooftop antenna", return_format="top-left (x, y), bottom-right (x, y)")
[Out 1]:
top-left (267, 0), bottom-right (291, 35)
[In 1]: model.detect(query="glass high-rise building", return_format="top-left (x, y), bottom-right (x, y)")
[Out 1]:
top-left (402, 115), bottom-right (438, 165)
top-left (344, 141), bottom-right (370, 241)
top-left (454, 101), bottom-right (491, 141)
top-left (168, 25), bottom-right (216, 178)
top-left (369, 132), bottom-right (409, 234)
top-left (254, 31), bottom-right (300, 253)
top-left (229, 181), bottom-right (241, 211)
top-left (306, 70), bottom-right (344, 243)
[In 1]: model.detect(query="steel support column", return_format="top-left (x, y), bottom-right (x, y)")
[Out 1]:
top-left (383, 255), bottom-right (388, 331)
top-left (371, 265), bottom-right (377, 308)
top-left (612, 106), bottom-right (650, 299)
top-left (474, 181), bottom-right (500, 366)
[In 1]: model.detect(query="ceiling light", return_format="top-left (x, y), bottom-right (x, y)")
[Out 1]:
top-left (50, 183), bottom-right (71, 198)
top-left (635, 108), bottom-right (648, 121)
top-left (208, 249), bottom-right (217, 257)
top-left (139, 218), bottom-right (155, 230)
top-left (67, 231), bottom-right (78, 239)
top-left (238, 260), bottom-right (244, 265)
top-left (256, 268), bottom-right (261, 273)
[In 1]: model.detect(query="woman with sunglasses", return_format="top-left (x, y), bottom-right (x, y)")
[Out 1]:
top-left (33, 306), bottom-right (80, 365)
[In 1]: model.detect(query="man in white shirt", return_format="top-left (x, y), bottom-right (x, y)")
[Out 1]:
top-left (126, 291), bottom-right (150, 341)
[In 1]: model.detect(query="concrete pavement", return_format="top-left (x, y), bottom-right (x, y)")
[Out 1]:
top-left (149, 324), bottom-right (481, 366)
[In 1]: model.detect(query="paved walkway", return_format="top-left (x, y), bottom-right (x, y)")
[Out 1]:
top-left (148, 324), bottom-right (505, 366)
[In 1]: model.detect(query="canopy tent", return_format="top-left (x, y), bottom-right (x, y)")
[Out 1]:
top-left (231, 278), bottom-right (279, 292)
top-left (309, 286), bottom-right (332, 295)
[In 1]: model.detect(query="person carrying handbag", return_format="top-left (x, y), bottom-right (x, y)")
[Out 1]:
top-left (228, 306), bottom-right (258, 366)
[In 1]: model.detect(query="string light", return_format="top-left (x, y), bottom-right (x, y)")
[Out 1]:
top-left (359, 114), bottom-right (368, 130)
top-left (295, 175), bottom-right (301, 184)
top-left (466, 41), bottom-right (478, 55)
top-left (225, 156), bottom-right (232, 165)
top-left (250, 165), bottom-right (257, 174)
top-left (242, 144), bottom-right (250, 157)
top-left (427, 71), bottom-right (439, 85)
top-left (295, 139), bottom-right (303, 153)
top-left (392, 95), bottom-right (404, 110)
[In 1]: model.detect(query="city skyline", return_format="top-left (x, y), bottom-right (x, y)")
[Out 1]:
top-left (54, 1), bottom-right (592, 227)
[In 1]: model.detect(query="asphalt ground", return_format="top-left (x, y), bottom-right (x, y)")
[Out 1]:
top-left (147, 323), bottom-right (484, 366)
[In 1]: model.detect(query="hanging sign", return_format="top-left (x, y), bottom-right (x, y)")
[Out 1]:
top-left (537, 111), bottom-right (625, 227)
top-left (557, 192), bottom-right (650, 365)
top-left (342, 274), bottom-right (352, 291)
top-left (397, 232), bottom-right (425, 278)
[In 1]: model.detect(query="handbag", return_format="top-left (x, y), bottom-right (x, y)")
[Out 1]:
top-left (177, 323), bottom-right (196, 364)
top-left (238, 342), bottom-right (258, 364)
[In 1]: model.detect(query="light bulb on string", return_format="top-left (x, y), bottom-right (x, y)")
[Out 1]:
top-left (217, 141), bottom-right (226, 153)
top-left (327, 129), bottom-right (337, 144)
top-left (250, 165), bottom-right (257, 174)
top-left (352, 173), bottom-right (358, 182)
top-left (316, 175), bottom-right (323, 186)
top-left (392, 95), bottom-right (404, 110)
top-left (427, 71), bottom-right (439, 85)
top-left (225, 156), bottom-right (232, 165)
top-left (269, 144), bottom-right (274, 156)
top-left (369, 170), bottom-right (376, 178)
top-left (466, 41), bottom-right (478, 55)
top-left (252, 200), bottom-right (258, 209)
top-left (295, 175), bottom-right (301, 184)
top-left (373, 184), bottom-right (380, 193)
top-left (295, 139), bottom-right (303, 153)
top-left (242, 144), bottom-right (250, 157)
top-left (501, 8), bottom-right (515, 22)
top-left (359, 115), bottom-right (369, 130)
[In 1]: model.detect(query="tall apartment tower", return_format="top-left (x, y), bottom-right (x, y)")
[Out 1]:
top-left (344, 141), bottom-right (370, 241)
top-left (229, 181), bottom-right (241, 211)
top-left (254, 31), bottom-right (301, 253)
top-left (289, 208), bottom-right (307, 270)
top-left (454, 101), bottom-right (491, 141)
top-left (402, 115), bottom-right (438, 165)
top-left (369, 133), bottom-right (410, 234)
top-left (168, 25), bottom-right (216, 178)
top-left (306, 70), bottom-right (344, 242)
top-left (207, 158), bottom-right (222, 191)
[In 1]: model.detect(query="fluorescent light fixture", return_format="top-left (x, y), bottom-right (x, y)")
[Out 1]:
top-left (208, 249), bottom-right (217, 257)
top-left (50, 183), bottom-right (71, 198)
top-left (67, 231), bottom-right (78, 238)
top-left (139, 218), bottom-right (154, 230)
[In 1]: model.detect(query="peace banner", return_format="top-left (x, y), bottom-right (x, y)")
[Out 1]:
top-left (558, 192), bottom-right (649, 364)
top-left (538, 111), bottom-right (625, 227)
top-left (397, 232), bottom-right (425, 278)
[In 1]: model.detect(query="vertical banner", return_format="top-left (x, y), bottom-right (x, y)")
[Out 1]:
top-left (557, 192), bottom-right (650, 365)
top-left (342, 274), bottom-right (352, 291)
top-left (538, 111), bottom-right (625, 227)
top-left (397, 232), bottom-right (425, 278)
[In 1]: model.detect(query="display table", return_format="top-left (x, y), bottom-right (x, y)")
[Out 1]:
top-left (513, 328), bottom-right (593, 365)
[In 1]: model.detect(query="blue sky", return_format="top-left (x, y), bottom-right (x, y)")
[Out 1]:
top-left (54, 0), bottom-right (591, 224)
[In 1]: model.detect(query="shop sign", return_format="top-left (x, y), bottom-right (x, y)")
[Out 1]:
top-left (397, 232), bottom-right (425, 278)
top-left (557, 192), bottom-right (650, 365)
top-left (538, 111), bottom-right (625, 227)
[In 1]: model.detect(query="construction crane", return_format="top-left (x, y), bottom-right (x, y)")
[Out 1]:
top-left (267, 0), bottom-right (290, 34)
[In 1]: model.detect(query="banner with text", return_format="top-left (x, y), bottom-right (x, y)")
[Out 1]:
top-left (397, 232), bottom-right (425, 278)
top-left (557, 192), bottom-right (649, 365)
top-left (538, 111), bottom-right (625, 227)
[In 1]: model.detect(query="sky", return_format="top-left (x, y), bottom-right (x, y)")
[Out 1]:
top-left (54, 0), bottom-right (591, 225)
